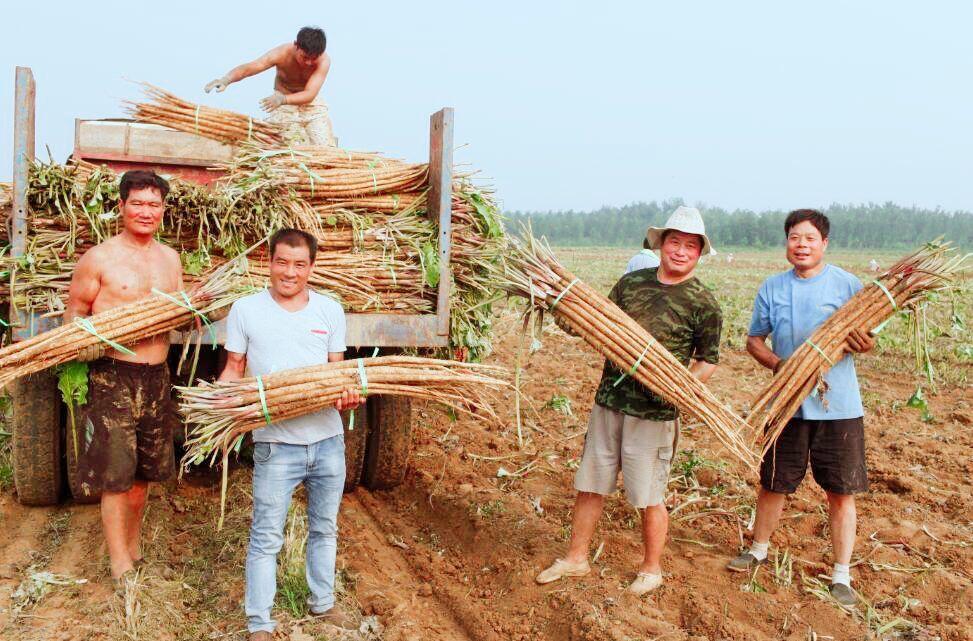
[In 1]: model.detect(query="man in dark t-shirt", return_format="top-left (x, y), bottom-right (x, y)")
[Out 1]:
top-left (536, 206), bottom-right (723, 596)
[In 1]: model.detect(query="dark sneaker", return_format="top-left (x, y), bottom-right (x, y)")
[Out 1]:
top-left (829, 582), bottom-right (857, 607)
top-left (311, 604), bottom-right (358, 630)
top-left (726, 552), bottom-right (766, 573)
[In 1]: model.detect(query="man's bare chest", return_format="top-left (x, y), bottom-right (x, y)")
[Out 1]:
top-left (98, 256), bottom-right (177, 303)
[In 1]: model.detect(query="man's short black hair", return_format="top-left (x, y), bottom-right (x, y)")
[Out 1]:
top-left (295, 27), bottom-right (326, 57)
top-left (119, 170), bottom-right (169, 201)
top-left (269, 228), bottom-right (318, 262)
top-left (784, 208), bottom-right (830, 239)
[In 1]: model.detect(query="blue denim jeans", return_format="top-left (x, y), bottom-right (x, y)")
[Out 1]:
top-left (245, 435), bottom-right (345, 633)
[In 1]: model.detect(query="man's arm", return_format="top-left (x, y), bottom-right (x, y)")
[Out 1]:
top-left (64, 251), bottom-right (101, 323)
top-left (281, 56), bottom-right (331, 105)
top-left (218, 351), bottom-right (247, 382)
top-left (747, 334), bottom-right (783, 373)
top-left (206, 47), bottom-right (282, 93)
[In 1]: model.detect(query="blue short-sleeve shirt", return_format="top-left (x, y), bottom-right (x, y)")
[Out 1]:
top-left (748, 264), bottom-right (864, 420)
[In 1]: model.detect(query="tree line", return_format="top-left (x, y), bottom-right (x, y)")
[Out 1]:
top-left (504, 200), bottom-right (973, 249)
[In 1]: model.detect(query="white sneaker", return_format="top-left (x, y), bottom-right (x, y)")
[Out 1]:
top-left (535, 558), bottom-right (591, 584)
top-left (627, 572), bottom-right (663, 595)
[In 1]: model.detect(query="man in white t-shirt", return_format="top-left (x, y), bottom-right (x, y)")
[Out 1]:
top-left (219, 228), bottom-right (361, 639)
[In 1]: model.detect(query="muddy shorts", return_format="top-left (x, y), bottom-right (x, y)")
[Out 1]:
top-left (574, 404), bottom-right (678, 508)
top-left (760, 416), bottom-right (868, 495)
top-left (75, 358), bottom-right (177, 495)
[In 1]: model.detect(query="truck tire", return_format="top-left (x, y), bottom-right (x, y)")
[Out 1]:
top-left (342, 405), bottom-right (368, 493)
top-left (362, 395), bottom-right (413, 490)
top-left (11, 370), bottom-right (64, 506)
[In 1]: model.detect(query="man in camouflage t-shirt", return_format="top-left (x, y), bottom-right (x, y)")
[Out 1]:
top-left (536, 206), bottom-right (723, 596)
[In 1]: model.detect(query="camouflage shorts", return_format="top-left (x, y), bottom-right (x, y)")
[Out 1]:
top-left (75, 358), bottom-right (177, 495)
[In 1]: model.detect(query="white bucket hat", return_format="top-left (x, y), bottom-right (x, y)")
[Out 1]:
top-left (646, 206), bottom-right (717, 256)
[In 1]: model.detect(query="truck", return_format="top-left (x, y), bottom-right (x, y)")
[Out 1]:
top-left (7, 66), bottom-right (456, 505)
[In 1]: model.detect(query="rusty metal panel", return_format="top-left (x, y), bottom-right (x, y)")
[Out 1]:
top-left (427, 108), bottom-right (454, 337)
top-left (11, 67), bottom-right (37, 341)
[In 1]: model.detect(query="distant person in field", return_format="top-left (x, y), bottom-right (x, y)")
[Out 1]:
top-left (624, 239), bottom-right (660, 273)
top-left (217, 229), bottom-right (361, 639)
top-left (727, 209), bottom-right (875, 608)
top-left (205, 26), bottom-right (336, 146)
top-left (537, 206), bottom-right (723, 595)
top-left (65, 170), bottom-right (183, 588)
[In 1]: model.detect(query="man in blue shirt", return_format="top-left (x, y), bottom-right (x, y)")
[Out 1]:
top-left (726, 209), bottom-right (875, 607)
top-left (624, 240), bottom-right (661, 274)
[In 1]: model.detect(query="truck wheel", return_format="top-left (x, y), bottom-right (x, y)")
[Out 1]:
top-left (342, 404), bottom-right (368, 493)
top-left (11, 370), bottom-right (64, 506)
top-left (362, 395), bottom-right (413, 490)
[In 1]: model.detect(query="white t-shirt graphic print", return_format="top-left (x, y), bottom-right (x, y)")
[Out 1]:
top-left (224, 289), bottom-right (347, 444)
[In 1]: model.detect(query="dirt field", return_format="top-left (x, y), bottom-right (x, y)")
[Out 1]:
top-left (1, 248), bottom-right (971, 641)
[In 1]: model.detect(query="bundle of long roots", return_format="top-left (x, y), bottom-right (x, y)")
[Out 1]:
top-left (748, 241), bottom-right (969, 453)
top-left (500, 232), bottom-right (759, 471)
top-left (0, 254), bottom-right (255, 391)
top-left (124, 83), bottom-right (283, 147)
top-left (178, 356), bottom-right (508, 467)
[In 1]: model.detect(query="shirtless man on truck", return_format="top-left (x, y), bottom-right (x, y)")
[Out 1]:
top-left (204, 26), bottom-right (336, 146)
top-left (65, 170), bottom-right (183, 584)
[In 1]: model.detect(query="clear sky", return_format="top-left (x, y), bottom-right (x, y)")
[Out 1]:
top-left (2, 1), bottom-right (971, 213)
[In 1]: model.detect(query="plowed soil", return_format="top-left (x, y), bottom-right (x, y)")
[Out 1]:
top-left (2, 262), bottom-right (972, 640)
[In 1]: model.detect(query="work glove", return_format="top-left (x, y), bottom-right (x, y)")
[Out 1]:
top-left (204, 76), bottom-right (231, 93)
top-left (259, 91), bottom-right (286, 112)
top-left (76, 342), bottom-right (106, 363)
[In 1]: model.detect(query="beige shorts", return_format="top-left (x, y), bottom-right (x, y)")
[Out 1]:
top-left (266, 98), bottom-right (337, 146)
top-left (574, 404), bottom-right (678, 508)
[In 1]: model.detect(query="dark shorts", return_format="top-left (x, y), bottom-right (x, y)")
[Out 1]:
top-left (75, 358), bottom-right (177, 495)
top-left (759, 416), bottom-right (868, 495)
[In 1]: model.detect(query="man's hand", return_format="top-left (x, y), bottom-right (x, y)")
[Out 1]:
top-left (772, 358), bottom-right (785, 374)
top-left (76, 342), bottom-right (106, 363)
top-left (335, 387), bottom-right (363, 412)
top-left (259, 91), bottom-right (286, 112)
top-left (204, 76), bottom-right (231, 93)
top-left (845, 328), bottom-right (876, 354)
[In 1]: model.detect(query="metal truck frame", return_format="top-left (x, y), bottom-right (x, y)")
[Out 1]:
top-left (8, 66), bottom-right (454, 505)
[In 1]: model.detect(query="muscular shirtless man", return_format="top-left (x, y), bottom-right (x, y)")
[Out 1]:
top-left (205, 26), bottom-right (336, 146)
top-left (65, 170), bottom-right (183, 583)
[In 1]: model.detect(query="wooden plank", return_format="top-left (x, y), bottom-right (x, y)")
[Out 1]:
top-left (74, 119), bottom-right (235, 166)
top-left (11, 67), bottom-right (37, 341)
top-left (427, 108), bottom-right (454, 338)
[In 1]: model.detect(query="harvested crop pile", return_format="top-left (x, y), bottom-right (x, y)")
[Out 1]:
top-left (125, 83), bottom-right (283, 147)
top-left (1, 107), bottom-right (505, 359)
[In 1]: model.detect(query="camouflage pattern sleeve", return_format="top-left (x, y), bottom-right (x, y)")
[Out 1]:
top-left (692, 292), bottom-right (723, 364)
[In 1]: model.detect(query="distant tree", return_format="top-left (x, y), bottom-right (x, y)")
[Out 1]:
top-left (505, 202), bottom-right (973, 249)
